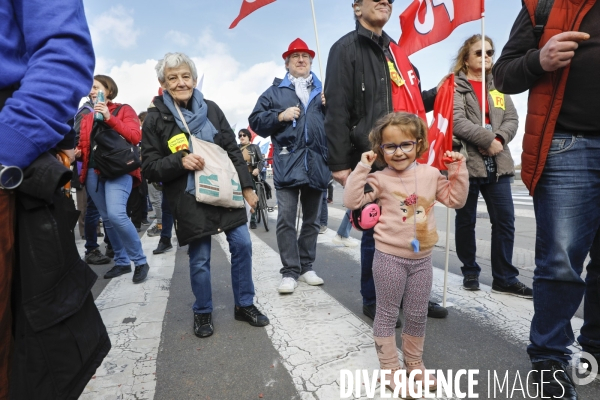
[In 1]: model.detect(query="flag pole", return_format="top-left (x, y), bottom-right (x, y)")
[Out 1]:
top-left (443, 207), bottom-right (451, 307)
top-left (481, 11), bottom-right (486, 129)
top-left (309, 0), bottom-right (325, 80)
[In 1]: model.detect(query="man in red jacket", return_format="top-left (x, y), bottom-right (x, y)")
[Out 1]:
top-left (494, 1), bottom-right (600, 398)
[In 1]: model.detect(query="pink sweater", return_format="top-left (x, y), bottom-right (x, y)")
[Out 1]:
top-left (343, 161), bottom-right (469, 259)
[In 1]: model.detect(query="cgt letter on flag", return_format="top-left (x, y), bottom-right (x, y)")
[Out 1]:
top-left (230, 0), bottom-right (277, 29)
top-left (419, 74), bottom-right (454, 170)
top-left (399, 0), bottom-right (484, 55)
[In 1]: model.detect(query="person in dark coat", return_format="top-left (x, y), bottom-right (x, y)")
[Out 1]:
top-left (249, 38), bottom-right (329, 294)
top-left (237, 128), bottom-right (264, 229)
top-left (142, 52), bottom-right (269, 339)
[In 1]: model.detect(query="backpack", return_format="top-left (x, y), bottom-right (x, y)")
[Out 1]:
top-left (91, 105), bottom-right (141, 179)
top-left (531, 0), bottom-right (556, 43)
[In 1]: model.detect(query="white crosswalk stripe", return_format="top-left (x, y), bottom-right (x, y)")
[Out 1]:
top-left (78, 208), bottom-right (591, 399)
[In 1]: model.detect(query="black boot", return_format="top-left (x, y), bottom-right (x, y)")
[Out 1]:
top-left (132, 263), bottom-right (149, 284)
top-left (531, 360), bottom-right (579, 399)
top-left (194, 313), bottom-right (213, 338)
top-left (104, 264), bottom-right (132, 279)
top-left (153, 237), bottom-right (173, 254)
top-left (427, 301), bottom-right (448, 318)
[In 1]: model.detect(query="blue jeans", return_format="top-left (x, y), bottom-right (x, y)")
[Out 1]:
top-left (319, 191), bottom-right (328, 226)
top-left (455, 175), bottom-right (519, 287)
top-left (528, 133), bottom-right (600, 364)
top-left (361, 228), bottom-right (376, 305)
top-left (161, 195), bottom-right (173, 239)
top-left (86, 172), bottom-right (147, 267)
top-left (276, 186), bottom-right (322, 279)
top-left (337, 209), bottom-right (353, 238)
top-left (188, 223), bottom-right (255, 314)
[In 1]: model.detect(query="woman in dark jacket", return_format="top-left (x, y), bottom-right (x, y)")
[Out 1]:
top-left (237, 128), bottom-right (264, 229)
top-left (141, 52), bottom-right (269, 338)
top-left (452, 35), bottom-right (531, 298)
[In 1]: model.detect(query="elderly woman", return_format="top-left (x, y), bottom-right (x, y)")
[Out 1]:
top-left (141, 53), bottom-right (269, 338)
top-left (452, 35), bottom-right (532, 298)
top-left (78, 75), bottom-right (149, 283)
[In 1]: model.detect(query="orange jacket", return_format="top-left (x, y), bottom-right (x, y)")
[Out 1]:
top-left (521, 0), bottom-right (596, 194)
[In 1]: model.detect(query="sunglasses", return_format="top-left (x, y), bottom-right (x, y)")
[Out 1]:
top-left (474, 49), bottom-right (495, 57)
top-left (372, 0), bottom-right (395, 3)
top-left (238, 134), bottom-right (248, 138)
top-left (380, 141), bottom-right (417, 155)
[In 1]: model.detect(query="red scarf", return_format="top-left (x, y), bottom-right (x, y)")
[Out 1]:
top-left (388, 42), bottom-right (426, 121)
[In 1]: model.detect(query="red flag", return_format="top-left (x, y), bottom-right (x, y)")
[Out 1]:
top-left (419, 74), bottom-right (454, 170)
top-left (230, 0), bottom-right (276, 29)
top-left (247, 126), bottom-right (259, 143)
top-left (399, 0), bottom-right (484, 55)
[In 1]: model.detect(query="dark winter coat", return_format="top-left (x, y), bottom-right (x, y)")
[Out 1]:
top-left (324, 22), bottom-right (437, 172)
top-left (141, 96), bottom-right (253, 246)
top-left (11, 152), bottom-right (110, 400)
top-left (248, 72), bottom-right (329, 191)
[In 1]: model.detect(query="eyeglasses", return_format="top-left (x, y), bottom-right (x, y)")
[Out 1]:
top-left (373, 0), bottom-right (395, 4)
top-left (380, 141), bottom-right (417, 155)
top-left (474, 49), bottom-right (495, 57)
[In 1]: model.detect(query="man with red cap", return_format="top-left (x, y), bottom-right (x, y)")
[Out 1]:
top-left (249, 38), bottom-right (329, 294)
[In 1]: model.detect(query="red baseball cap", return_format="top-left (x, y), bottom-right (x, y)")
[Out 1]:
top-left (282, 38), bottom-right (315, 60)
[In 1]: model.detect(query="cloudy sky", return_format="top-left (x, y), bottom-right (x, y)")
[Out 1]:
top-left (84, 0), bottom-right (528, 161)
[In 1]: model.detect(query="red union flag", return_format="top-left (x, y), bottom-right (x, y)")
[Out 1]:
top-left (399, 0), bottom-right (484, 55)
top-left (419, 74), bottom-right (454, 170)
top-left (230, 0), bottom-right (277, 29)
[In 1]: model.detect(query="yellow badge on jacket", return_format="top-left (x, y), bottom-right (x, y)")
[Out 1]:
top-left (168, 133), bottom-right (189, 153)
top-left (489, 90), bottom-right (505, 110)
top-left (387, 60), bottom-right (405, 87)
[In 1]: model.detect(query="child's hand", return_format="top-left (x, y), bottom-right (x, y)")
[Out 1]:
top-left (444, 151), bottom-right (464, 162)
top-left (361, 151), bottom-right (378, 166)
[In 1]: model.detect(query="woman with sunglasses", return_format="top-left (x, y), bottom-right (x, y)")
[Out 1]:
top-left (452, 35), bottom-right (532, 298)
top-left (237, 128), bottom-right (264, 229)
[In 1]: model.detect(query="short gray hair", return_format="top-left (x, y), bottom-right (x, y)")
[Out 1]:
top-left (155, 52), bottom-right (198, 84)
top-left (353, 0), bottom-right (363, 21)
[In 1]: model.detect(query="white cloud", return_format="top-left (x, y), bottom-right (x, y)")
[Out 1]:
top-left (97, 32), bottom-right (283, 128)
top-left (165, 30), bottom-right (192, 47)
top-left (89, 6), bottom-right (140, 49)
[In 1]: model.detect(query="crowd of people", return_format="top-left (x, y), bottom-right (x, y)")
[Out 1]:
top-left (1, 0), bottom-right (598, 399)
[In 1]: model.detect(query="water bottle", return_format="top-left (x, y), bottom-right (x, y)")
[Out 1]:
top-left (94, 90), bottom-right (105, 121)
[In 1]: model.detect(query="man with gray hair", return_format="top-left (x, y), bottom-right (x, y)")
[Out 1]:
top-left (249, 38), bottom-right (329, 294)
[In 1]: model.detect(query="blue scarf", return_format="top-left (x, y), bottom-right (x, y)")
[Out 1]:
top-left (162, 89), bottom-right (218, 195)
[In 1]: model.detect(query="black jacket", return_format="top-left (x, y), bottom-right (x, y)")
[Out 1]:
top-left (141, 96), bottom-right (253, 246)
top-left (324, 22), bottom-right (437, 171)
top-left (249, 73), bottom-right (329, 191)
top-left (11, 152), bottom-right (110, 400)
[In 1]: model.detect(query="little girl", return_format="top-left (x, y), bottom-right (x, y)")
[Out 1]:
top-left (344, 112), bottom-right (468, 397)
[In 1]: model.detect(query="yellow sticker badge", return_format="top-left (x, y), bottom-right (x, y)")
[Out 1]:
top-left (168, 133), bottom-right (190, 153)
top-left (489, 90), bottom-right (506, 110)
top-left (387, 60), bottom-right (405, 87)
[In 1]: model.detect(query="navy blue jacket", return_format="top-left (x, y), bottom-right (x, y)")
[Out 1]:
top-left (249, 72), bottom-right (329, 191)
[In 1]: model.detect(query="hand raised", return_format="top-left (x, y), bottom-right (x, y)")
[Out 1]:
top-left (361, 151), bottom-right (378, 166)
top-left (279, 106), bottom-right (301, 122)
top-left (540, 31), bottom-right (589, 72)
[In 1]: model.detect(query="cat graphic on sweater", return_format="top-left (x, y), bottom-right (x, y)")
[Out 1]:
top-left (393, 191), bottom-right (439, 251)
